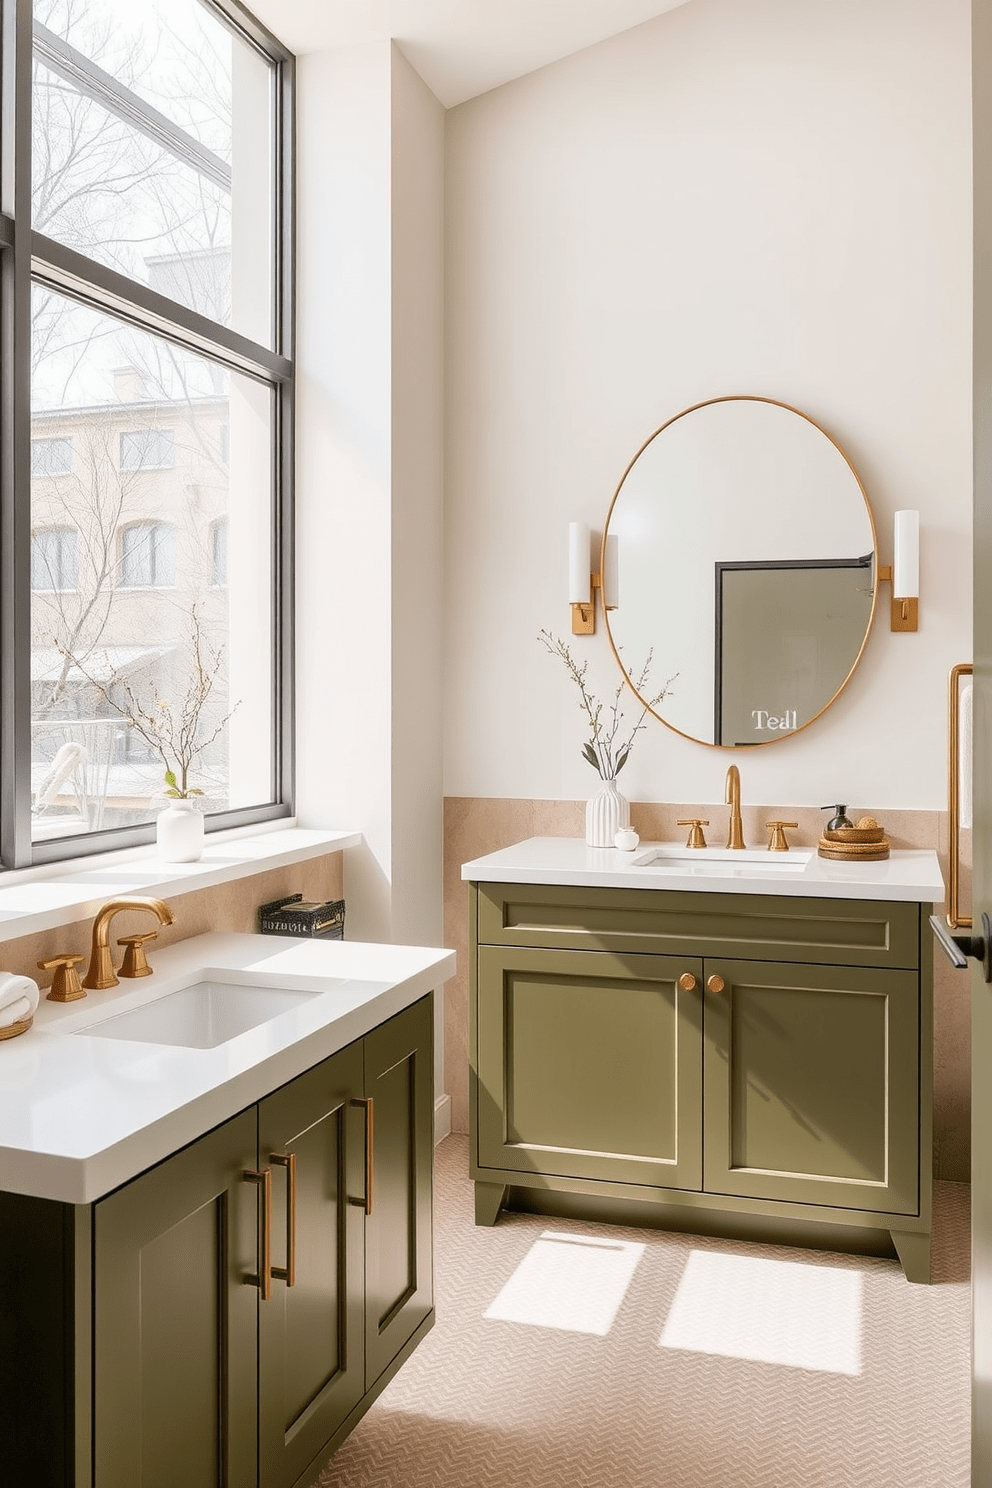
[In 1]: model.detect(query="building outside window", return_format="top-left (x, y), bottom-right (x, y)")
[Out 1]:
top-left (12, 0), bottom-right (295, 861)
top-left (31, 527), bottom-right (78, 591)
top-left (120, 429), bottom-right (176, 471)
top-left (119, 521), bottom-right (177, 588)
top-left (31, 437), bottom-right (73, 477)
top-left (211, 517), bottom-right (229, 587)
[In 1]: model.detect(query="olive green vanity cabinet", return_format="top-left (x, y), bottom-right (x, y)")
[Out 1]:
top-left (0, 994), bottom-right (434, 1488)
top-left (469, 882), bottom-right (933, 1282)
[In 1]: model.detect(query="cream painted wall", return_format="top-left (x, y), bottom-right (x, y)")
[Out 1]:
top-left (295, 43), bottom-right (446, 1106)
top-left (296, 40), bottom-right (444, 938)
top-left (444, 0), bottom-right (973, 811)
top-left (391, 48), bottom-right (446, 952)
top-left (296, 42), bottom-right (393, 933)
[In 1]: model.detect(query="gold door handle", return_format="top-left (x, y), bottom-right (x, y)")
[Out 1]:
top-left (270, 1152), bottom-right (296, 1287)
top-left (349, 1097), bottom-right (375, 1216)
top-left (243, 1168), bottom-right (272, 1301)
top-left (707, 974), bottom-right (725, 994)
top-left (677, 972), bottom-right (697, 992)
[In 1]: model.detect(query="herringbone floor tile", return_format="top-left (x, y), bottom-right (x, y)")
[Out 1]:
top-left (314, 1136), bottom-right (970, 1488)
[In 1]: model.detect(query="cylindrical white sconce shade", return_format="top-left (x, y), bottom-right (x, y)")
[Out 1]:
top-left (893, 510), bottom-right (919, 598)
top-left (603, 533), bottom-right (619, 609)
top-left (568, 522), bottom-right (591, 603)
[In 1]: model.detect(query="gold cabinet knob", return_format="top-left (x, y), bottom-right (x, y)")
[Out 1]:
top-left (706, 974), bottom-right (725, 994)
top-left (766, 820), bottom-right (799, 852)
top-left (676, 818), bottom-right (710, 849)
top-left (677, 972), bottom-right (698, 992)
top-left (39, 952), bottom-right (86, 1003)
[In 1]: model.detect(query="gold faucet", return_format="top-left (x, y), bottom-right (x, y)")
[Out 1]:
top-left (725, 765), bottom-right (746, 850)
top-left (82, 897), bottom-right (176, 990)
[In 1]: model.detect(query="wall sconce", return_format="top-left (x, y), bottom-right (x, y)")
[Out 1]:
top-left (877, 510), bottom-right (920, 632)
top-left (569, 523), bottom-right (618, 634)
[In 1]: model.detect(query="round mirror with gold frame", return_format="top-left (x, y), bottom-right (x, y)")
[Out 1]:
top-left (602, 396), bottom-right (878, 748)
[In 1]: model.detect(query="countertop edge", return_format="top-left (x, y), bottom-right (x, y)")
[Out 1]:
top-left (0, 933), bottom-right (455, 1205)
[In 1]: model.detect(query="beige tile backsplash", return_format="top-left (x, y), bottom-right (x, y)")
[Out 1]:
top-left (2, 852), bottom-right (344, 1003)
top-left (443, 798), bottom-right (972, 1182)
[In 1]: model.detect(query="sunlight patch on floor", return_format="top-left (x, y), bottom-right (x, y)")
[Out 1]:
top-left (658, 1249), bottom-right (863, 1375)
top-left (483, 1230), bottom-right (645, 1336)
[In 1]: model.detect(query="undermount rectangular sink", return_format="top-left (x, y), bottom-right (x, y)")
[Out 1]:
top-left (633, 845), bottom-right (813, 874)
top-left (78, 980), bottom-right (321, 1050)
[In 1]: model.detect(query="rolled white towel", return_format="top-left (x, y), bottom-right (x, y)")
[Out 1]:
top-left (0, 996), bottom-right (32, 1027)
top-left (0, 973), bottom-right (40, 1028)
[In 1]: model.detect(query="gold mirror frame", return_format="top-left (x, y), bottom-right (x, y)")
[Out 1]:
top-left (602, 395), bottom-right (879, 750)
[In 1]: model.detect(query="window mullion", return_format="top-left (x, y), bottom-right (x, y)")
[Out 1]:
top-left (33, 23), bottom-right (232, 192)
top-left (31, 232), bottom-right (291, 385)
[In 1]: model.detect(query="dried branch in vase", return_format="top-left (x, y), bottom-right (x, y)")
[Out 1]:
top-left (538, 629), bottom-right (676, 779)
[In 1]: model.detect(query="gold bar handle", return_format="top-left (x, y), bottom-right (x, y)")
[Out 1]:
top-left (243, 1168), bottom-right (272, 1301)
top-left (270, 1152), bottom-right (296, 1287)
top-left (349, 1097), bottom-right (374, 1216)
top-left (948, 662), bottom-right (973, 930)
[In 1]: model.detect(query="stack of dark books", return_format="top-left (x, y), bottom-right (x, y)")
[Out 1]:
top-left (257, 894), bottom-right (346, 940)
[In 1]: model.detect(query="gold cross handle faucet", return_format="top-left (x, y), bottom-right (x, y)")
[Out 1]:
top-left (82, 897), bottom-right (176, 990)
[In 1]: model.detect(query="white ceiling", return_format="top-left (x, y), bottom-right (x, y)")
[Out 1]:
top-left (246, 0), bottom-right (692, 108)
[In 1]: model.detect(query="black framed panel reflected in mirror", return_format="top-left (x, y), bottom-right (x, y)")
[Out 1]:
top-left (714, 555), bottom-right (874, 746)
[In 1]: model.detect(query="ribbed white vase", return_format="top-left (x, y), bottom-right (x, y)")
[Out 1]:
top-left (156, 799), bottom-right (205, 863)
top-left (585, 778), bottom-right (630, 848)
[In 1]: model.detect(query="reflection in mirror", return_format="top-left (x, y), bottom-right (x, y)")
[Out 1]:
top-left (603, 397), bottom-right (877, 748)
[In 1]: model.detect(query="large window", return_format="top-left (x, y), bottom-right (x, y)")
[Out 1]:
top-left (8, 0), bottom-right (295, 863)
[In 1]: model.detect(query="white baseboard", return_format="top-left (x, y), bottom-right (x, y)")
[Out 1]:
top-left (434, 1093), bottom-right (452, 1145)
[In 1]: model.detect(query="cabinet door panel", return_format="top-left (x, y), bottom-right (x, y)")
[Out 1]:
top-left (478, 946), bottom-right (703, 1190)
top-left (94, 1110), bottom-right (258, 1488)
top-left (258, 1041), bottom-right (366, 1488)
top-left (364, 994), bottom-right (434, 1390)
top-left (703, 958), bottom-right (919, 1213)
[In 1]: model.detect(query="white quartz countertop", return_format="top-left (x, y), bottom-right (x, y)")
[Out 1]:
top-left (0, 931), bottom-right (455, 1205)
top-left (461, 836), bottom-right (945, 903)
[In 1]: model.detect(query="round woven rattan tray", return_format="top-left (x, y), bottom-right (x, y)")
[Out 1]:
top-left (823, 825), bottom-right (886, 844)
top-left (818, 846), bottom-right (890, 862)
top-left (0, 1014), bottom-right (33, 1040)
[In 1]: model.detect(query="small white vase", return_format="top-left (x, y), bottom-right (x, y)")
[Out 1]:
top-left (156, 799), bottom-right (205, 863)
top-left (585, 777), bottom-right (630, 848)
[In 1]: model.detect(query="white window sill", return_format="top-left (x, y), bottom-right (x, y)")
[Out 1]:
top-left (0, 822), bottom-right (361, 944)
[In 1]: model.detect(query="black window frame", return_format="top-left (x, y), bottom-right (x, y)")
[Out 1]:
top-left (2, 0), bottom-right (296, 867)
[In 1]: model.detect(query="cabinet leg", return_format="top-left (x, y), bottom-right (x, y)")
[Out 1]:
top-left (474, 1182), bottom-right (508, 1227)
top-left (891, 1228), bottom-right (931, 1284)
